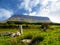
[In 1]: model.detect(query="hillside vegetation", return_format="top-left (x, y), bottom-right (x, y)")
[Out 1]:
top-left (0, 24), bottom-right (60, 45)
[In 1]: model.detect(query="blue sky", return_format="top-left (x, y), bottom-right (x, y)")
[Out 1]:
top-left (0, 0), bottom-right (60, 23)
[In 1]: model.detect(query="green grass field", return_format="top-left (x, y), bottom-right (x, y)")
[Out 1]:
top-left (0, 25), bottom-right (60, 45)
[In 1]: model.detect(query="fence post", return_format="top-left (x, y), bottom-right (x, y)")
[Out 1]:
top-left (19, 25), bottom-right (23, 34)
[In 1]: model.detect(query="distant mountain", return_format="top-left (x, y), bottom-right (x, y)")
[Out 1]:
top-left (7, 15), bottom-right (51, 23)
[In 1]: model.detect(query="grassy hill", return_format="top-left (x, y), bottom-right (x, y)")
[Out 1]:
top-left (0, 25), bottom-right (60, 45)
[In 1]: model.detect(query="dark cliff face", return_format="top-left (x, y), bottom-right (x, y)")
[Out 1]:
top-left (7, 15), bottom-right (51, 23)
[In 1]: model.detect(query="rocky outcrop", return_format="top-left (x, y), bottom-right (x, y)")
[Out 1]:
top-left (0, 31), bottom-right (21, 37)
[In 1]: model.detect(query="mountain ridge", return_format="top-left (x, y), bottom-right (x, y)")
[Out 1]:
top-left (7, 15), bottom-right (51, 23)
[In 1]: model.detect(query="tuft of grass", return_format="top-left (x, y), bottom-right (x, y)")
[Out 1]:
top-left (30, 36), bottom-right (44, 45)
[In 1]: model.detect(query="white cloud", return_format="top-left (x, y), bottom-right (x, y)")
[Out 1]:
top-left (0, 8), bottom-right (13, 21)
top-left (18, 0), bottom-right (60, 23)
top-left (18, 0), bottom-right (40, 12)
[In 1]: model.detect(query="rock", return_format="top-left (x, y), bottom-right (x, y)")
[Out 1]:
top-left (0, 32), bottom-right (12, 36)
top-left (16, 31), bottom-right (21, 36)
top-left (0, 32), bottom-right (21, 37)
top-left (10, 32), bottom-right (16, 37)
top-left (21, 39), bottom-right (32, 44)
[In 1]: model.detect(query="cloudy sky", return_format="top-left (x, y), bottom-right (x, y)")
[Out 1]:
top-left (0, 0), bottom-right (60, 23)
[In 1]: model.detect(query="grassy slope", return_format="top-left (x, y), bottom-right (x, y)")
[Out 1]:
top-left (0, 25), bottom-right (60, 45)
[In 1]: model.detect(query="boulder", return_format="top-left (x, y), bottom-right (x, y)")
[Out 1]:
top-left (21, 39), bottom-right (32, 44)
top-left (0, 32), bottom-right (12, 36)
top-left (10, 32), bottom-right (16, 37)
top-left (16, 31), bottom-right (21, 36)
